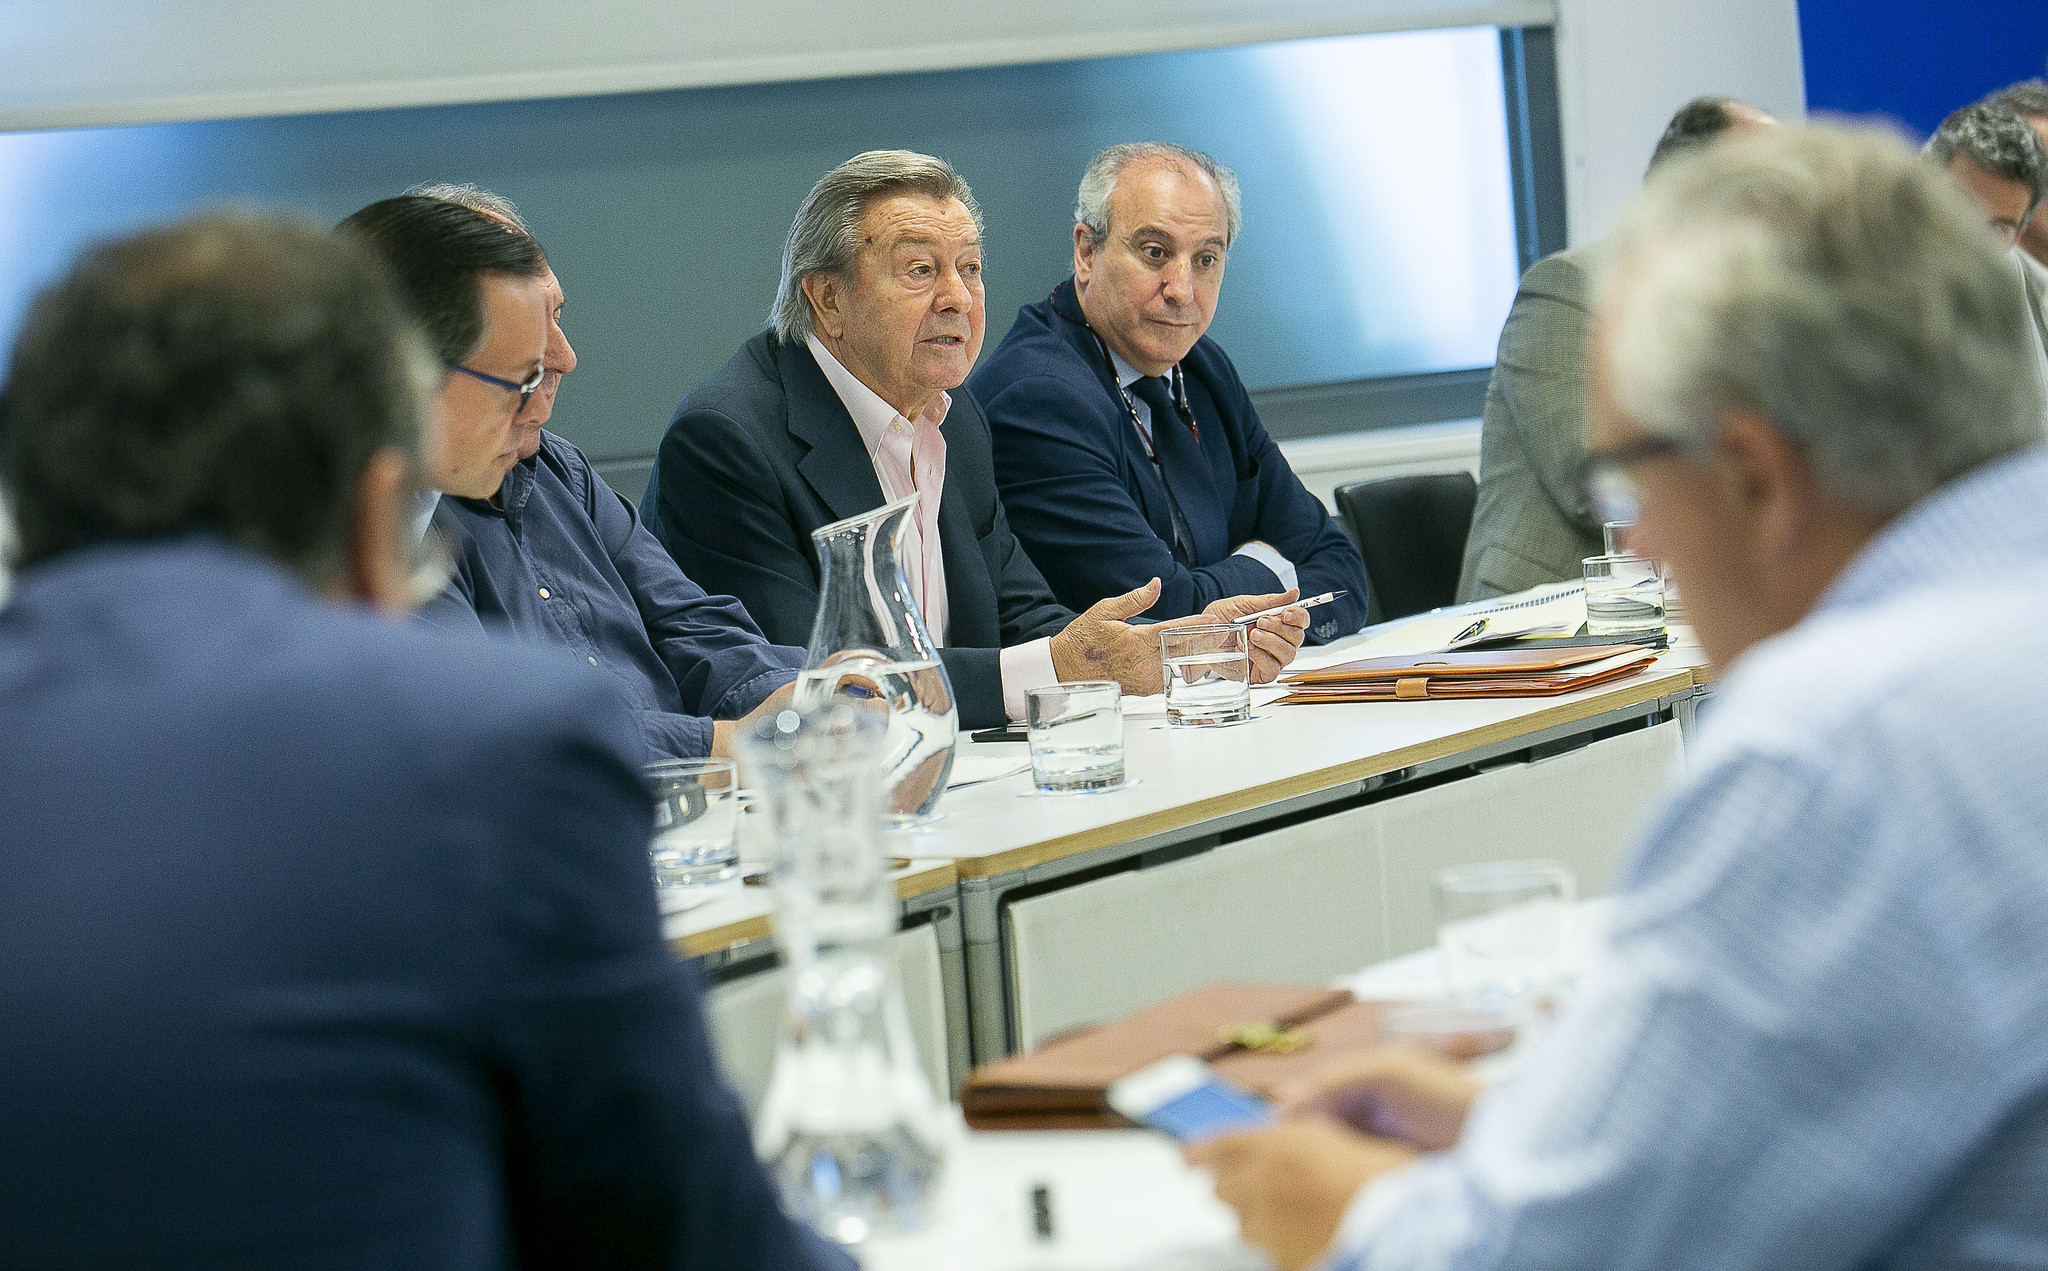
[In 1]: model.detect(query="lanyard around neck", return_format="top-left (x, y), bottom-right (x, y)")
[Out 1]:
top-left (1091, 332), bottom-right (1192, 462)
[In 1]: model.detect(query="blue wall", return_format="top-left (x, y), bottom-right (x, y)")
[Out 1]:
top-left (1800, 0), bottom-right (2048, 137)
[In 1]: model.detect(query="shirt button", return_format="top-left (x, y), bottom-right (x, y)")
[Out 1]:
top-left (538, 587), bottom-right (551, 599)
top-left (587, 656), bottom-right (598, 666)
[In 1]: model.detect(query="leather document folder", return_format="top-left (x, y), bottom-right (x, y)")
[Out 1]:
top-left (1274, 645), bottom-right (1658, 704)
top-left (962, 983), bottom-right (1381, 1130)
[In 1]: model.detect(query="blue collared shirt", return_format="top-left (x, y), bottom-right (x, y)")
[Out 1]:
top-left (419, 431), bottom-right (803, 761)
top-left (1333, 445), bottom-right (2048, 1270)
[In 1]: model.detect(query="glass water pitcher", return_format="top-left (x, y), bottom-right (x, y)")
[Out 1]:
top-left (799, 491), bottom-right (957, 825)
top-left (737, 702), bottom-right (948, 1246)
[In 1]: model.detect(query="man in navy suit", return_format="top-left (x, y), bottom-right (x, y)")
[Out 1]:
top-left (643, 150), bottom-right (1309, 729)
top-left (0, 214), bottom-right (848, 1270)
top-left (970, 143), bottom-right (1370, 643)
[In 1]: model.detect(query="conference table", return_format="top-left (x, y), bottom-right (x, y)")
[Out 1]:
top-left (854, 902), bottom-right (1617, 1270)
top-left (667, 628), bottom-right (1713, 1103)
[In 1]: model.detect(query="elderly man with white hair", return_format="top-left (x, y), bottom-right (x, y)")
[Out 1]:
top-left (641, 150), bottom-right (1309, 729)
top-left (1186, 123), bottom-right (2048, 1270)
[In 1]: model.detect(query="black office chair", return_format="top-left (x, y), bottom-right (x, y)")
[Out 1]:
top-left (1333, 472), bottom-right (1478, 623)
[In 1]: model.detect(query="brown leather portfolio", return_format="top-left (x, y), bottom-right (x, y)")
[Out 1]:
top-left (1274, 646), bottom-right (1658, 704)
top-left (962, 983), bottom-right (1386, 1130)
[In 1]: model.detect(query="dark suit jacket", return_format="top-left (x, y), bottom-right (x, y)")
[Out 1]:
top-left (642, 330), bottom-right (1074, 729)
top-left (1456, 246), bottom-right (1604, 601)
top-left (0, 536), bottom-right (849, 1271)
top-left (970, 279), bottom-right (1369, 643)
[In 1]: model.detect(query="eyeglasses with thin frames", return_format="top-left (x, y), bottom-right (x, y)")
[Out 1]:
top-left (1575, 434), bottom-right (1685, 527)
top-left (444, 360), bottom-right (545, 414)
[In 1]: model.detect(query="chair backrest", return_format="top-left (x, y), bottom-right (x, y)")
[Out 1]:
top-left (1333, 471), bottom-right (1478, 623)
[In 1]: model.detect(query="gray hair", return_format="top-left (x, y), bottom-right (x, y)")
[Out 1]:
top-left (1988, 78), bottom-right (2048, 122)
top-left (403, 181), bottom-right (532, 237)
top-left (771, 150), bottom-right (982, 345)
top-left (1924, 103), bottom-right (2048, 221)
top-left (1602, 124), bottom-right (2045, 517)
top-left (1076, 143), bottom-right (1242, 250)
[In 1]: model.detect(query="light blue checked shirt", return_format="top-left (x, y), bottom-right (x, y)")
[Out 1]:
top-left (1331, 445), bottom-right (2048, 1270)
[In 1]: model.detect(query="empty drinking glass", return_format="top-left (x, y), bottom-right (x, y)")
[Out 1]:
top-left (1159, 624), bottom-right (1251, 727)
top-left (1026, 681), bottom-right (1125, 793)
top-left (1582, 554), bottom-right (1666, 637)
top-left (1432, 858), bottom-right (1576, 1015)
top-left (644, 757), bottom-right (740, 889)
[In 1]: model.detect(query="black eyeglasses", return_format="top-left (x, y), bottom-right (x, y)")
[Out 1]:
top-left (444, 361), bottom-right (545, 413)
top-left (1576, 434), bottom-right (1685, 525)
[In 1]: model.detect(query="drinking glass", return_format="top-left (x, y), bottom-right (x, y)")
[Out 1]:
top-left (1026, 681), bottom-right (1125, 793)
top-left (644, 757), bottom-right (740, 888)
top-left (1432, 859), bottom-right (1576, 1013)
top-left (1159, 624), bottom-right (1251, 727)
top-left (1601, 519), bottom-right (1637, 556)
top-left (1582, 553), bottom-right (1666, 637)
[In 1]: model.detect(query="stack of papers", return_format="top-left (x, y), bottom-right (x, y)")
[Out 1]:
top-left (1275, 645), bottom-right (1659, 704)
top-left (1343, 582), bottom-right (1587, 661)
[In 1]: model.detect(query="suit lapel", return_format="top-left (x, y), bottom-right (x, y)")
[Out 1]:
top-left (777, 338), bottom-right (888, 524)
top-left (1049, 279), bottom-right (1180, 550)
top-left (933, 405), bottom-right (998, 647)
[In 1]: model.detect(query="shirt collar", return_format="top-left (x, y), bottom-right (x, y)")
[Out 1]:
top-left (1816, 444), bottom-right (2048, 615)
top-left (1106, 346), bottom-right (1147, 390)
top-left (805, 334), bottom-right (950, 455)
top-left (448, 446), bottom-right (539, 526)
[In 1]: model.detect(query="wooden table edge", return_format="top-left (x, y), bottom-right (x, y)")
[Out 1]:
top-left (666, 860), bottom-right (960, 959)
top-left (951, 667), bottom-right (1698, 880)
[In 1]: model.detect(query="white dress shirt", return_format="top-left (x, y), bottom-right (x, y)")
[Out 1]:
top-left (808, 336), bottom-right (1056, 721)
top-left (1106, 347), bottom-right (1298, 592)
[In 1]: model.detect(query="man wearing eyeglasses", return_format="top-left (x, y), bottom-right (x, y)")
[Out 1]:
top-left (1189, 123), bottom-right (2048, 1271)
top-left (1925, 101), bottom-right (2048, 404)
top-left (339, 196), bottom-right (802, 762)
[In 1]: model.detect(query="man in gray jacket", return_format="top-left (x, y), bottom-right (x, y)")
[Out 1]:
top-left (1456, 97), bottom-right (1778, 600)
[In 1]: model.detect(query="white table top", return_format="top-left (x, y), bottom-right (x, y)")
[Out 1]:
top-left (895, 637), bottom-right (1707, 879)
top-left (855, 898), bottom-right (1619, 1268)
top-left (858, 1126), bottom-right (1268, 1271)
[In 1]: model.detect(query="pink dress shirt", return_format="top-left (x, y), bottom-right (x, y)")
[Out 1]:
top-left (806, 336), bottom-right (1056, 721)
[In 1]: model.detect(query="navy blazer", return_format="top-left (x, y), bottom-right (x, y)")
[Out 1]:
top-left (970, 280), bottom-right (1369, 642)
top-left (0, 537), bottom-right (849, 1271)
top-left (419, 429), bottom-right (803, 761)
top-left (642, 330), bottom-right (1075, 730)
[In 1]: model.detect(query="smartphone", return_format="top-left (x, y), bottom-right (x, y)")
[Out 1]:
top-left (1106, 1055), bottom-right (1274, 1144)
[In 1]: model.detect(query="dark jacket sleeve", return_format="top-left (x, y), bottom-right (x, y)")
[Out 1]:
top-left (644, 404), bottom-right (827, 652)
top-left (981, 368), bottom-right (1271, 617)
top-left (475, 675), bottom-right (850, 1271)
top-left (570, 442), bottom-right (802, 722)
top-left (1203, 359), bottom-right (1371, 642)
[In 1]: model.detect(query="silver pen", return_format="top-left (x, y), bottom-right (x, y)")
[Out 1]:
top-left (1228, 590), bottom-right (1348, 627)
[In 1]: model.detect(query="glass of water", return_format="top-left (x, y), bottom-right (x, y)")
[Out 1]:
top-left (1026, 681), bottom-right (1125, 793)
top-left (644, 757), bottom-right (740, 889)
top-left (1432, 859), bottom-right (1577, 1015)
top-left (1582, 553), bottom-right (1666, 637)
top-left (1159, 623), bottom-right (1252, 727)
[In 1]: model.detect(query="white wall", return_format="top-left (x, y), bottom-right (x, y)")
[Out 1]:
top-left (0, 0), bottom-right (1550, 132)
top-left (1552, 0), bottom-right (1808, 246)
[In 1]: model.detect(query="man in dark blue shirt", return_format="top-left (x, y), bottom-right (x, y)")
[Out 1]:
top-left (345, 192), bottom-right (803, 761)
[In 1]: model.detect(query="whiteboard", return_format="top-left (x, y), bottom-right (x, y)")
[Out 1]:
top-left (0, 0), bottom-right (1554, 133)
